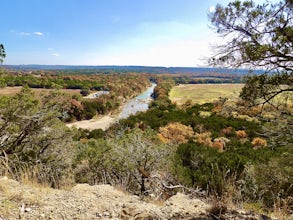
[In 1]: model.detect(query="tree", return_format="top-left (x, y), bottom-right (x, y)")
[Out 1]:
top-left (209, 0), bottom-right (292, 108)
top-left (209, 0), bottom-right (293, 149)
top-left (158, 122), bottom-right (194, 145)
top-left (109, 128), bottom-right (168, 193)
top-left (0, 44), bottom-right (5, 63)
top-left (0, 88), bottom-right (73, 187)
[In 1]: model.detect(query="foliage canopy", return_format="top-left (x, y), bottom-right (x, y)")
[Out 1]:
top-left (0, 44), bottom-right (5, 64)
top-left (209, 0), bottom-right (292, 108)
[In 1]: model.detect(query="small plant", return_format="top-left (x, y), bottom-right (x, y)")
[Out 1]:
top-left (221, 126), bottom-right (234, 136)
top-left (251, 137), bottom-right (267, 149)
top-left (213, 137), bottom-right (230, 152)
top-left (236, 130), bottom-right (247, 139)
top-left (199, 111), bottom-right (212, 118)
top-left (212, 141), bottom-right (224, 152)
top-left (194, 132), bottom-right (213, 147)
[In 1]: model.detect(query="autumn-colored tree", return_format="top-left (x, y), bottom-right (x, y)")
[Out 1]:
top-left (251, 137), bottom-right (267, 149)
top-left (235, 130), bottom-right (247, 139)
top-left (194, 132), bottom-right (213, 147)
top-left (158, 122), bottom-right (194, 145)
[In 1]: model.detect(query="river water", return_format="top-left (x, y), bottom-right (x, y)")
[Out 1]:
top-left (67, 83), bottom-right (156, 130)
top-left (117, 83), bottom-right (156, 119)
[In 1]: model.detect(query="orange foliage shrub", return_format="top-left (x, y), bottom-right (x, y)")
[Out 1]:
top-left (158, 122), bottom-right (194, 145)
top-left (251, 137), bottom-right (267, 149)
top-left (70, 99), bottom-right (83, 110)
top-left (212, 141), bottom-right (224, 152)
top-left (194, 132), bottom-right (212, 147)
top-left (236, 130), bottom-right (248, 139)
top-left (212, 105), bottom-right (222, 114)
top-left (157, 133), bottom-right (168, 143)
top-left (213, 137), bottom-right (230, 152)
top-left (221, 127), bottom-right (233, 135)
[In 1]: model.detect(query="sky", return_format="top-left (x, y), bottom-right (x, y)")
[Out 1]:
top-left (1, 0), bottom-right (234, 67)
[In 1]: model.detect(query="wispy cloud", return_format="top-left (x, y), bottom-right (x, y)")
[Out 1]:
top-left (19, 32), bottom-right (31, 36)
top-left (33, 32), bottom-right (44, 36)
top-left (51, 53), bottom-right (60, 57)
top-left (14, 31), bottom-right (44, 36)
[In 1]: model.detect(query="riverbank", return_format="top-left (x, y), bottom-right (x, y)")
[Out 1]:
top-left (66, 115), bottom-right (115, 131)
top-left (66, 83), bottom-right (156, 131)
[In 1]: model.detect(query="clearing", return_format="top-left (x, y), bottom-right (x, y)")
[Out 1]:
top-left (0, 86), bottom-right (81, 96)
top-left (169, 83), bottom-right (244, 105)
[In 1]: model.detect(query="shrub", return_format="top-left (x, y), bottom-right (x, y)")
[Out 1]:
top-left (199, 111), bottom-right (212, 118)
top-left (236, 130), bottom-right (248, 139)
top-left (158, 122), bottom-right (194, 145)
top-left (251, 137), bottom-right (267, 149)
top-left (221, 127), bottom-right (234, 136)
top-left (0, 88), bottom-right (74, 188)
top-left (194, 132), bottom-right (213, 147)
top-left (80, 88), bottom-right (90, 96)
top-left (213, 137), bottom-right (230, 152)
top-left (247, 153), bottom-right (293, 211)
top-left (174, 143), bottom-right (249, 196)
top-left (74, 128), bottom-right (170, 194)
top-left (212, 141), bottom-right (224, 152)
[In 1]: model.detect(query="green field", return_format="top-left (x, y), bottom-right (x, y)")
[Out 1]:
top-left (169, 83), bottom-right (244, 105)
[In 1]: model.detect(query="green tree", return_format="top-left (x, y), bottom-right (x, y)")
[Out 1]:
top-left (0, 44), bottom-right (5, 63)
top-left (75, 128), bottom-right (170, 194)
top-left (109, 128), bottom-right (168, 193)
top-left (209, 0), bottom-right (292, 107)
top-left (209, 0), bottom-right (293, 148)
top-left (0, 88), bottom-right (73, 187)
top-left (209, 1), bottom-right (293, 211)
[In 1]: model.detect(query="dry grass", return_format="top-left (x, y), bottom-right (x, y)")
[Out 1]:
top-left (169, 84), bottom-right (244, 105)
top-left (0, 175), bottom-right (45, 218)
top-left (0, 86), bottom-right (81, 97)
top-left (32, 88), bottom-right (81, 97)
top-left (0, 86), bottom-right (23, 96)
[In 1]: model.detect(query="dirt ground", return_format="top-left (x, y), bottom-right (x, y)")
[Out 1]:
top-left (0, 176), bottom-right (273, 220)
top-left (66, 115), bottom-right (116, 131)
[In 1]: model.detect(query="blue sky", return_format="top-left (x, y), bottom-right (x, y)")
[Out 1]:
top-left (1, 0), bottom-right (233, 67)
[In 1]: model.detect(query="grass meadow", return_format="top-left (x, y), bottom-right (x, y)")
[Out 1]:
top-left (169, 83), bottom-right (244, 105)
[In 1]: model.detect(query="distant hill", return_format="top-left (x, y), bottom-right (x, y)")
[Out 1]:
top-left (2, 65), bottom-right (264, 75)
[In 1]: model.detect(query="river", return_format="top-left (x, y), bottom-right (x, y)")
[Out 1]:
top-left (67, 83), bottom-right (156, 130)
top-left (117, 83), bottom-right (156, 120)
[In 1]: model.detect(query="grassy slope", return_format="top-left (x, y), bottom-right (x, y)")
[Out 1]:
top-left (169, 84), bottom-right (244, 105)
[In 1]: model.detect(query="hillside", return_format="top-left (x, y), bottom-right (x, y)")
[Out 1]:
top-left (0, 176), bottom-right (276, 220)
top-left (3, 65), bottom-right (263, 75)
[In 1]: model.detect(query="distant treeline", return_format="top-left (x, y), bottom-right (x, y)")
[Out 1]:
top-left (3, 65), bottom-right (264, 75)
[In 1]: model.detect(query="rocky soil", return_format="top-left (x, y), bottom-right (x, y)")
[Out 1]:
top-left (0, 176), bottom-right (280, 220)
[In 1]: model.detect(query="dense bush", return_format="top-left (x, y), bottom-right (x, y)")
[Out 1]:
top-left (0, 88), bottom-right (74, 188)
top-left (74, 128), bottom-right (170, 194)
top-left (250, 151), bottom-right (293, 210)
